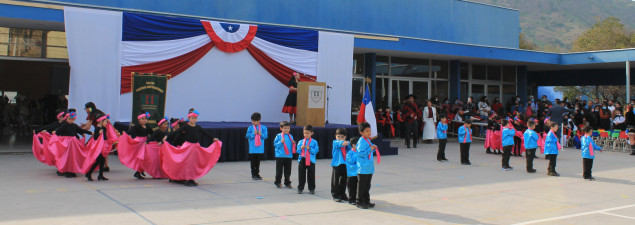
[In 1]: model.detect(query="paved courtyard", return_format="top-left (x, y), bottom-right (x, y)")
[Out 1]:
top-left (2, 138), bottom-right (635, 225)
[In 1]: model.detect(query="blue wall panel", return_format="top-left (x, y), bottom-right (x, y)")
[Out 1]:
top-left (28, 0), bottom-right (520, 48)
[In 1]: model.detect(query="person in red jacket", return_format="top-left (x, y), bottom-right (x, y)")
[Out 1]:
top-left (401, 94), bottom-right (422, 148)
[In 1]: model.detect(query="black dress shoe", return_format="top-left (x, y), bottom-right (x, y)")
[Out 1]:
top-left (333, 198), bottom-right (342, 202)
top-left (85, 174), bottom-right (94, 181)
top-left (56, 171), bottom-right (64, 176)
top-left (297, 190), bottom-right (303, 194)
top-left (309, 190), bottom-right (315, 195)
top-left (369, 202), bottom-right (376, 208)
top-left (134, 172), bottom-right (145, 179)
top-left (98, 175), bottom-right (109, 181)
top-left (527, 169), bottom-right (537, 173)
top-left (184, 180), bottom-right (194, 187)
top-left (285, 185), bottom-right (293, 189)
top-left (275, 183), bottom-right (283, 188)
top-left (357, 204), bottom-right (369, 209)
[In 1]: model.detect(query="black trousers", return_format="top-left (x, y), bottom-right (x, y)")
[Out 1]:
top-left (547, 154), bottom-right (558, 173)
top-left (437, 139), bottom-right (447, 160)
top-left (460, 143), bottom-right (471, 164)
top-left (502, 145), bottom-right (512, 168)
top-left (404, 121), bottom-right (418, 147)
top-left (583, 158), bottom-right (593, 178)
top-left (275, 158), bottom-right (292, 186)
top-left (297, 158), bottom-right (315, 191)
top-left (526, 148), bottom-right (536, 171)
top-left (513, 137), bottom-right (522, 155)
top-left (347, 176), bottom-right (358, 204)
top-left (250, 154), bottom-right (262, 177)
top-left (87, 154), bottom-right (105, 177)
top-left (357, 174), bottom-right (373, 205)
top-left (331, 165), bottom-right (348, 199)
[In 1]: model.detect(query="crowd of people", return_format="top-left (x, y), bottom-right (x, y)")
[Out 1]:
top-left (374, 95), bottom-right (635, 150)
top-left (0, 93), bottom-right (67, 137)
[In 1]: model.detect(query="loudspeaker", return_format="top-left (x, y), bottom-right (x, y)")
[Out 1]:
top-left (49, 65), bottom-right (70, 95)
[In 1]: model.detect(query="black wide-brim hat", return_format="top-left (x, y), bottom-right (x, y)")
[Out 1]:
top-left (405, 94), bottom-right (417, 100)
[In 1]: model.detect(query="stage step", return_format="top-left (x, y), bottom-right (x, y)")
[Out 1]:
top-left (370, 133), bottom-right (398, 156)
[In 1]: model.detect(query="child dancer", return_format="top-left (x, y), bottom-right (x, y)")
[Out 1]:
top-left (524, 120), bottom-right (539, 173)
top-left (166, 118), bottom-right (186, 146)
top-left (127, 111), bottom-right (154, 180)
top-left (273, 121), bottom-right (294, 189)
top-left (436, 115), bottom-right (448, 162)
top-left (85, 113), bottom-right (110, 181)
top-left (458, 119), bottom-right (473, 165)
top-left (53, 109), bottom-right (93, 178)
top-left (501, 119), bottom-right (515, 171)
top-left (331, 128), bottom-right (350, 202)
top-left (165, 110), bottom-right (219, 186)
top-left (544, 123), bottom-right (560, 176)
top-left (296, 125), bottom-right (319, 194)
top-left (346, 137), bottom-right (359, 205)
top-left (246, 112), bottom-right (268, 180)
top-left (581, 126), bottom-right (602, 180)
top-left (357, 122), bottom-right (377, 209)
top-left (148, 117), bottom-right (170, 143)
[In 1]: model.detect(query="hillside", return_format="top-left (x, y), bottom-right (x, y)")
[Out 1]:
top-left (469, 0), bottom-right (635, 52)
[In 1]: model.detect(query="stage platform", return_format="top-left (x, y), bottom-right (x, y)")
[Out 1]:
top-left (114, 122), bottom-right (398, 162)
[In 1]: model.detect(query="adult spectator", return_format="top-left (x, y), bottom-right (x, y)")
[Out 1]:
top-left (546, 100), bottom-right (575, 139)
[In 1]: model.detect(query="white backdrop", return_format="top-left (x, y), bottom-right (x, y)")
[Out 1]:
top-left (65, 7), bottom-right (122, 124)
top-left (66, 7), bottom-right (354, 124)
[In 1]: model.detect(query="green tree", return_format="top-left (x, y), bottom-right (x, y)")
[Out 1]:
top-left (519, 33), bottom-right (537, 50)
top-left (554, 86), bottom-right (594, 100)
top-left (571, 17), bottom-right (631, 52)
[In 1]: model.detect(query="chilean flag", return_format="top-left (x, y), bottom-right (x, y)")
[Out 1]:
top-left (357, 84), bottom-right (378, 138)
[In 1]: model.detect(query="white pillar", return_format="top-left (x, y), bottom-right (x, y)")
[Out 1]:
top-left (628, 61), bottom-right (631, 102)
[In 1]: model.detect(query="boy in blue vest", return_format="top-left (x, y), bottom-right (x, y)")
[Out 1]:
top-left (581, 126), bottom-right (602, 180)
top-left (296, 125), bottom-right (319, 194)
top-left (346, 137), bottom-right (359, 205)
top-left (501, 119), bottom-right (515, 171)
top-left (331, 128), bottom-right (351, 202)
top-left (544, 123), bottom-right (560, 176)
top-left (458, 119), bottom-right (473, 165)
top-left (273, 121), bottom-right (294, 188)
top-left (437, 115), bottom-right (449, 162)
top-left (523, 120), bottom-right (539, 173)
top-left (357, 122), bottom-right (377, 209)
top-left (246, 112), bottom-right (268, 180)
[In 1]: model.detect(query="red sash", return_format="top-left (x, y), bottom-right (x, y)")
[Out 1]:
top-left (282, 134), bottom-right (293, 155)
top-left (587, 136), bottom-right (594, 156)
top-left (341, 146), bottom-right (347, 160)
top-left (363, 138), bottom-right (381, 164)
top-left (302, 138), bottom-right (312, 166)
top-left (463, 126), bottom-right (472, 143)
top-left (254, 125), bottom-right (262, 146)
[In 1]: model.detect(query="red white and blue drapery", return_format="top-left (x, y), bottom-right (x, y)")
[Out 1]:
top-left (120, 13), bottom-right (318, 94)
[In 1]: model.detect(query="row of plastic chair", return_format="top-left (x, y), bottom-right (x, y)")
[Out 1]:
top-left (591, 129), bottom-right (630, 152)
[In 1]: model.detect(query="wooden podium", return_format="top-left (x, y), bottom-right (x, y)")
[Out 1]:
top-left (296, 82), bottom-right (326, 127)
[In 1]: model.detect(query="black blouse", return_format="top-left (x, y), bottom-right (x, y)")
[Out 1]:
top-left (35, 121), bottom-right (63, 133)
top-left (93, 126), bottom-right (107, 140)
top-left (55, 123), bottom-right (93, 137)
top-left (127, 124), bottom-right (154, 139)
top-left (288, 77), bottom-right (298, 92)
top-left (148, 129), bottom-right (168, 143)
top-left (167, 123), bottom-right (215, 144)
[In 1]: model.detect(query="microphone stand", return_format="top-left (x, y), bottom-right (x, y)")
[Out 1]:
top-left (326, 85), bottom-right (332, 125)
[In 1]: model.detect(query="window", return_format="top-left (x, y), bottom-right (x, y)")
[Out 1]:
top-left (46, 31), bottom-right (68, 59)
top-left (7, 28), bottom-right (43, 57)
top-left (375, 78), bottom-right (389, 109)
top-left (376, 56), bottom-right (389, 76)
top-left (487, 66), bottom-right (501, 81)
top-left (460, 82), bottom-right (469, 102)
top-left (431, 60), bottom-right (448, 79)
top-left (503, 84), bottom-right (516, 106)
top-left (351, 78), bottom-right (364, 112)
top-left (391, 57), bottom-right (429, 78)
top-left (487, 85), bottom-right (500, 104)
top-left (503, 66), bottom-right (516, 82)
top-left (432, 80), bottom-right (449, 102)
top-left (472, 64), bottom-right (486, 80)
top-left (0, 27), bottom-right (8, 56)
top-left (460, 62), bottom-right (469, 80)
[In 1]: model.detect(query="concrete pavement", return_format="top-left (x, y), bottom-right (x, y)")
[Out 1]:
top-left (2, 138), bottom-right (635, 224)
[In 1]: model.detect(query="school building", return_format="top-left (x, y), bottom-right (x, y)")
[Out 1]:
top-left (0, 0), bottom-right (633, 122)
